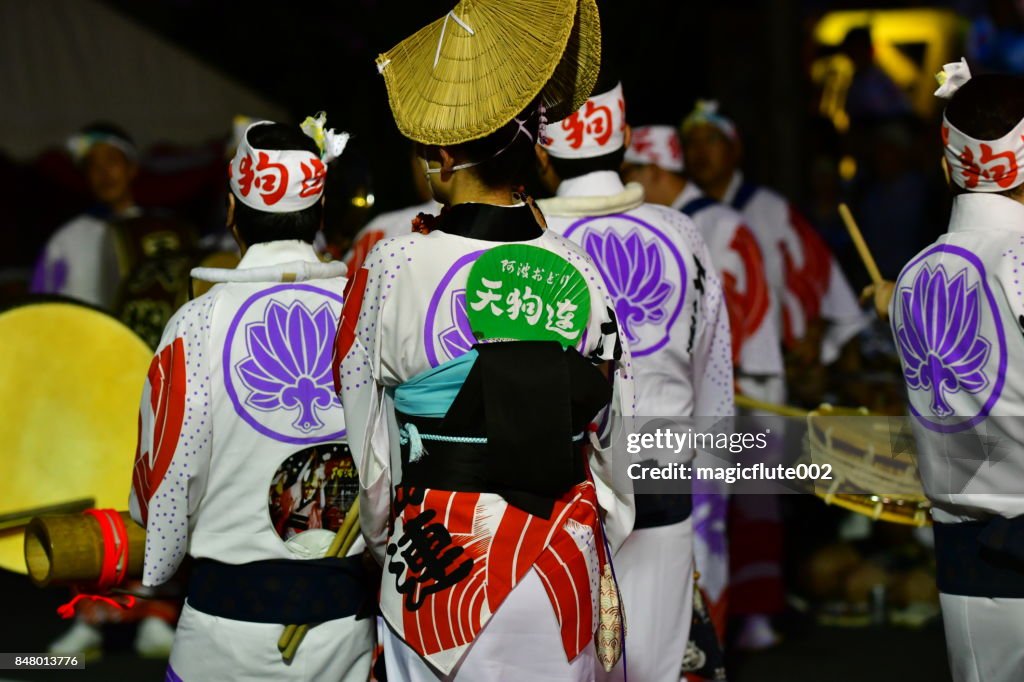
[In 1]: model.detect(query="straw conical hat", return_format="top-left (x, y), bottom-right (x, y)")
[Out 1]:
top-left (377, 0), bottom-right (601, 146)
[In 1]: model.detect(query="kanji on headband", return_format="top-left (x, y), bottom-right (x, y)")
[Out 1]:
top-left (624, 125), bottom-right (684, 173)
top-left (228, 115), bottom-right (349, 213)
top-left (936, 58), bottom-right (1024, 192)
top-left (542, 83), bottom-right (626, 159)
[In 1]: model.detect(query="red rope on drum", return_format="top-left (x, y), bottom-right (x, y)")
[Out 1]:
top-left (55, 509), bottom-right (135, 619)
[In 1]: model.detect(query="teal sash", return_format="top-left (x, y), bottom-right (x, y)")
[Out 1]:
top-left (391, 350), bottom-right (478, 418)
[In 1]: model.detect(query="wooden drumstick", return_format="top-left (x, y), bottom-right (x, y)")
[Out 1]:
top-left (281, 513), bottom-right (362, 661)
top-left (839, 203), bottom-right (884, 286)
top-left (734, 393), bottom-right (809, 418)
top-left (278, 497), bottom-right (361, 658)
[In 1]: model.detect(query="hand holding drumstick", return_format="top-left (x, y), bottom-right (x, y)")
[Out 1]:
top-left (838, 204), bottom-right (895, 321)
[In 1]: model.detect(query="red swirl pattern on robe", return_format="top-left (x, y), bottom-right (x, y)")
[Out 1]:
top-left (333, 266), bottom-right (369, 394)
top-left (394, 482), bottom-right (607, 663)
top-left (780, 207), bottom-right (831, 347)
top-left (722, 225), bottom-right (770, 364)
top-left (132, 337), bottom-right (186, 525)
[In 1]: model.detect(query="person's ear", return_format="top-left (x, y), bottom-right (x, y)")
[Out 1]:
top-left (439, 147), bottom-right (456, 182)
top-left (226, 193), bottom-right (236, 229)
top-left (623, 124), bottom-right (632, 151)
top-left (940, 156), bottom-right (952, 187)
top-left (319, 196), bottom-right (326, 231)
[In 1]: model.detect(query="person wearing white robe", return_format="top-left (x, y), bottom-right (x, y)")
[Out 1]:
top-left (624, 124), bottom-right (787, 650)
top-left (888, 61), bottom-right (1024, 682)
top-left (31, 124), bottom-right (140, 310)
top-left (536, 81), bottom-right (734, 682)
top-left (339, 4), bottom-right (633, 675)
top-left (680, 100), bottom-right (869, 365)
top-left (129, 118), bottom-right (373, 682)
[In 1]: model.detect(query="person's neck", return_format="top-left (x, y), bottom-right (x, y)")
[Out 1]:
top-left (666, 174), bottom-right (688, 203)
top-left (700, 173), bottom-right (733, 202)
top-left (449, 180), bottom-right (519, 207)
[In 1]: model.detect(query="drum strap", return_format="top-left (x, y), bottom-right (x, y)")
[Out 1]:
top-left (187, 556), bottom-right (372, 623)
top-left (934, 519), bottom-right (1024, 597)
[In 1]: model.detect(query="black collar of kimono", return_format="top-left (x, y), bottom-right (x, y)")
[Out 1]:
top-left (433, 202), bottom-right (543, 242)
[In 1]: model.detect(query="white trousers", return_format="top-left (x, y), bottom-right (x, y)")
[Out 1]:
top-left (597, 519), bottom-right (694, 682)
top-left (167, 601), bottom-right (374, 681)
top-left (940, 593), bottom-right (1024, 682)
top-left (383, 569), bottom-right (595, 681)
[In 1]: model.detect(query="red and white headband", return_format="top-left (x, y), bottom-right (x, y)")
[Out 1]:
top-left (229, 114), bottom-right (349, 212)
top-left (624, 125), bottom-right (684, 173)
top-left (541, 83), bottom-right (626, 159)
top-left (937, 58), bottom-right (1024, 192)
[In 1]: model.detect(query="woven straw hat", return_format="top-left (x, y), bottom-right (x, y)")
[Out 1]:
top-left (376, 0), bottom-right (601, 146)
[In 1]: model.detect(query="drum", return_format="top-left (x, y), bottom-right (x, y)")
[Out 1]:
top-left (734, 394), bottom-right (931, 526)
top-left (807, 405), bottom-right (930, 527)
top-left (0, 301), bottom-right (152, 574)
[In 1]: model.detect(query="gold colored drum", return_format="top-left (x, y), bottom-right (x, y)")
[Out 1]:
top-left (0, 302), bottom-right (152, 573)
top-left (735, 394), bottom-right (931, 526)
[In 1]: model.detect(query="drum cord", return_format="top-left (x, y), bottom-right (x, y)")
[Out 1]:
top-left (56, 509), bottom-right (135, 618)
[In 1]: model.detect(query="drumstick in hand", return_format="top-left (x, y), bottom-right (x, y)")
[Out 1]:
top-left (840, 203), bottom-right (894, 320)
top-left (839, 203), bottom-right (883, 286)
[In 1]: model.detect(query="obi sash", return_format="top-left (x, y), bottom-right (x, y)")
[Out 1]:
top-left (187, 555), bottom-right (371, 623)
top-left (380, 342), bottom-right (614, 671)
top-left (390, 341), bottom-right (609, 518)
top-left (934, 517), bottom-right (1024, 598)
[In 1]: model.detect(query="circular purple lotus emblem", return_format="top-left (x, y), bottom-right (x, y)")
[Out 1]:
top-left (423, 250), bottom-right (486, 368)
top-left (563, 214), bottom-right (687, 357)
top-left (894, 245), bottom-right (1006, 433)
top-left (223, 284), bottom-right (346, 445)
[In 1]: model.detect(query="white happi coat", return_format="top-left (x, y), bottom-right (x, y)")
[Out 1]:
top-left (540, 171), bottom-right (734, 682)
top-left (128, 240), bottom-right (372, 682)
top-left (891, 193), bottom-right (1024, 682)
top-left (723, 172), bottom-right (868, 363)
top-left (30, 208), bottom-right (139, 309)
top-left (338, 211), bottom-right (635, 679)
top-left (343, 200), bottom-right (440, 273)
top-left (673, 182), bottom-right (783, 395)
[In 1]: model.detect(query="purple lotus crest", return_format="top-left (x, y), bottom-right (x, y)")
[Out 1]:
top-left (235, 299), bottom-right (339, 433)
top-left (438, 289), bottom-right (476, 359)
top-left (896, 264), bottom-right (991, 418)
top-left (582, 229), bottom-right (674, 343)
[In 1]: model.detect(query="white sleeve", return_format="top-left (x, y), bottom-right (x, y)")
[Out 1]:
top-left (128, 298), bottom-right (214, 586)
top-left (584, 289), bottom-right (636, 555)
top-left (335, 262), bottom-right (394, 563)
top-left (693, 247), bottom-right (735, 418)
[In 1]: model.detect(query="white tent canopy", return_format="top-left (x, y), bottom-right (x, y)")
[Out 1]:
top-left (0, 0), bottom-right (288, 160)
